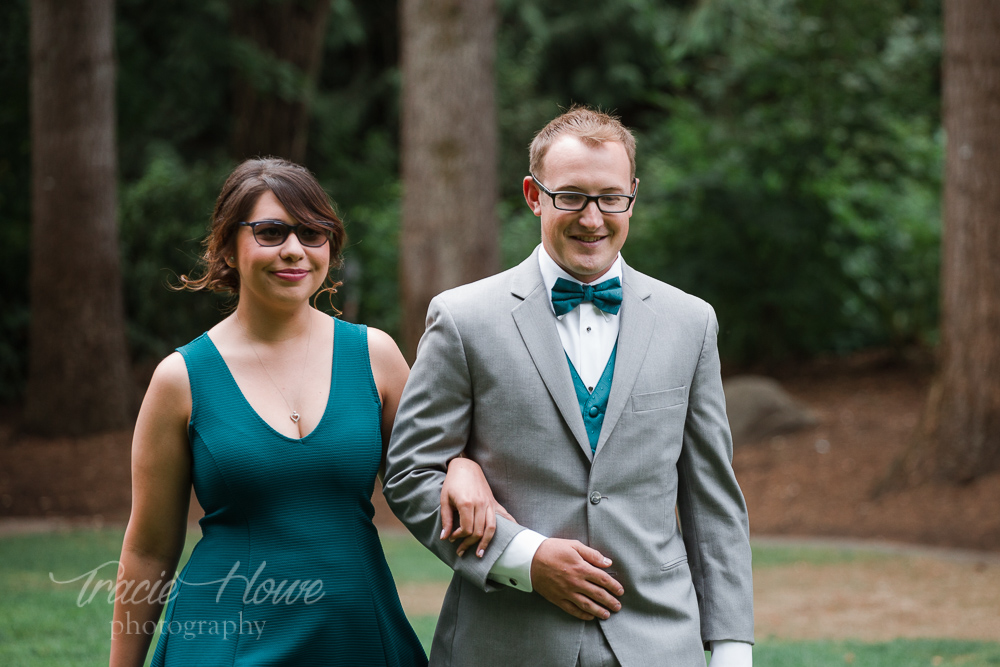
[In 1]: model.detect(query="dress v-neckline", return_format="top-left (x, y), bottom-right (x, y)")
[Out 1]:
top-left (203, 318), bottom-right (338, 443)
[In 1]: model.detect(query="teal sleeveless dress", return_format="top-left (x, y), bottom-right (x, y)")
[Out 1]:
top-left (151, 318), bottom-right (427, 666)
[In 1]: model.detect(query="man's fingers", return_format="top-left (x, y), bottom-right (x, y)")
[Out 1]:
top-left (572, 592), bottom-right (614, 620)
top-left (558, 600), bottom-right (595, 621)
top-left (531, 538), bottom-right (624, 621)
top-left (576, 544), bottom-right (613, 569)
top-left (578, 581), bottom-right (622, 613)
top-left (587, 569), bottom-right (625, 597)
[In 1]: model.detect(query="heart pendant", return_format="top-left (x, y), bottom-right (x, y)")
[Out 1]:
top-left (290, 411), bottom-right (300, 423)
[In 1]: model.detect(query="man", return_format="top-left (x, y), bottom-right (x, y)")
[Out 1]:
top-left (384, 107), bottom-right (753, 666)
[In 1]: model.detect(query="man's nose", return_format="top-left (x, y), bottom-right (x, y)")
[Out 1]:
top-left (578, 200), bottom-right (603, 227)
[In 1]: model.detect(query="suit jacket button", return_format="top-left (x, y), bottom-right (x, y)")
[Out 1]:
top-left (589, 491), bottom-right (602, 505)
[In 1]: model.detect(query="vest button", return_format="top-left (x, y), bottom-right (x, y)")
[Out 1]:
top-left (589, 492), bottom-right (602, 505)
top-left (588, 406), bottom-right (600, 417)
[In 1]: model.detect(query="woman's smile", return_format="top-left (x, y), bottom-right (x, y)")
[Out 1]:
top-left (273, 268), bottom-right (309, 282)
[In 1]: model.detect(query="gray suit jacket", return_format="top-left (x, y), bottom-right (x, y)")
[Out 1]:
top-left (384, 249), bottom-right (753, 666)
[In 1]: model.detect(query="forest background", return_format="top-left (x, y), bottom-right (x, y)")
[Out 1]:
top-left (0, 0), bottom-right (944, 398)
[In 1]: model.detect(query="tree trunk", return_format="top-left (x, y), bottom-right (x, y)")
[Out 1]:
top-left (230, 0), bottom-right (331, 163)
top-left (885, 0), bottom-right (1000, 487)
top-left (399, 0), bottom-right (500, 360)
top-left (25, 0), bottom-right (132, 435)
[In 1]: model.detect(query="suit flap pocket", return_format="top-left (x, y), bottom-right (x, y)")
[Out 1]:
top-left (660, 555), bottom-right (688, 571)
top-left (632, 387), bottom-right (686, 412)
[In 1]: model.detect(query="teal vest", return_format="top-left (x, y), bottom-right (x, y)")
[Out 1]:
top-left (566, 342), bottom-right (618, 453)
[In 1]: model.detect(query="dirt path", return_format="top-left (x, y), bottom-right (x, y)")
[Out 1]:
top-left (752, 541), bottom-right (1000, 641)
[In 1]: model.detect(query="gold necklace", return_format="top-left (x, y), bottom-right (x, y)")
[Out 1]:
top-left (235, 311), bottom-right (313, 423)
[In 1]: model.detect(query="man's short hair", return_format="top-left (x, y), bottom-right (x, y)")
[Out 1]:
top-left (529, 106), bottom-right (636, 179)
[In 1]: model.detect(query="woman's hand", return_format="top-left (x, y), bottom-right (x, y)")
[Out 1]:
top-left (440, 457), bottom-right (515, 558)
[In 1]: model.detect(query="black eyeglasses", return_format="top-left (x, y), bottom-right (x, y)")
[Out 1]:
top-left (238, 220), bottom-right (333, 247)
top-left (531, 174), bottom-right (637, 213)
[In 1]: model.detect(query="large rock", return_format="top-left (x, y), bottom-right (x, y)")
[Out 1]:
top-left (723, 375), bottom-right (818, 446)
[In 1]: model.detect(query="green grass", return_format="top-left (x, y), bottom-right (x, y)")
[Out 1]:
top-left (750, 540), bottom-right (893, 568)
top-left (379, 532), bottom-right (453, 583)
top-left (1, 528), bottom-right (998, 666)
top-left (752, 639), bottom-right (1000, 666)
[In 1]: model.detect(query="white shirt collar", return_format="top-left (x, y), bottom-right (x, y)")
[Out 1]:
top-left (537, 245), bottom-right (623, 319)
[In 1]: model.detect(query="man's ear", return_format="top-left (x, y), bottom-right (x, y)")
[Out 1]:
top-left (522, 176), bottom-right (542, 216)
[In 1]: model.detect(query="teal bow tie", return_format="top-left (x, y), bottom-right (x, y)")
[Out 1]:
top-left (551, 277), bottom-right (623, 316)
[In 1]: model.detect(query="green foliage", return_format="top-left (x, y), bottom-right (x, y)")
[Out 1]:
top-left (118, 145), bottom-right (236, 359)
top-left (498, 0), bottom-right (943, 361)
top-left (115, 0), bottom-right (233, 179)
top-left (0, 0), bottom-right (946, 400)
top-left (637, 0), bottom-right (942, 360)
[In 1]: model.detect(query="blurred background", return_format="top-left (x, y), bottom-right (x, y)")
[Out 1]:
top-left (2, 1), bottom-right (1000, 662)
top-left (0, 0), bottom-right (944, 390)
top-left (6, 0), bottom-right (999, 545)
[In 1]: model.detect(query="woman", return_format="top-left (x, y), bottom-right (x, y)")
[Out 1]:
top-left (110, 158), bottom-right (499, 666)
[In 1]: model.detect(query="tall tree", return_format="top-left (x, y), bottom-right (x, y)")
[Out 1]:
top-left (399, 0), bottom-right (500, 359)
top-left (230, 0), bottom-right (332, 163)
top-left (25, 0), bottom-right (132, 435)
top-left (888, 0), bottom-right (1000, 486)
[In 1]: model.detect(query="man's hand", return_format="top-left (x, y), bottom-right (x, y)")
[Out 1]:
top-left (530, 538), bottom-right (624, 620)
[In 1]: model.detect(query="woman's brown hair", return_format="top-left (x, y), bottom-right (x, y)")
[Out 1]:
top-left (180, 158), bottom-right (346, 306)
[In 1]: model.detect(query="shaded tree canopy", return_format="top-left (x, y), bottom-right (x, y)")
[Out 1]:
top-left (0, 0), bottom-right (943, 402)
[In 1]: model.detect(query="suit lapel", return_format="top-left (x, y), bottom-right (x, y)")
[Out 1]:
top-left (594, 263), bottom-right (655, 457)
top-left (510, 251), bottom-right (593, 459)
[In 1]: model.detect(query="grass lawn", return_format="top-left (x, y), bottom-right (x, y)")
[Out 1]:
top-left (1, 528), bottom-right (998, 666)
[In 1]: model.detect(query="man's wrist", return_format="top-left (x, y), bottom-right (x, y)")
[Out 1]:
top-left (708, 640), bottom-right (752, 667)
top-left (487, 529), bottom-right (547, 592)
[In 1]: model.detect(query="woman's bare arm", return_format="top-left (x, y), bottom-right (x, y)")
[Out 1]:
top-left (109, 353), bottom-right (193, 667)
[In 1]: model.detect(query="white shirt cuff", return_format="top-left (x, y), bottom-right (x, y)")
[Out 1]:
top-left (487, 528), bottom-right (547, 592)
top-left (709, 640), bottom-right (752, 667)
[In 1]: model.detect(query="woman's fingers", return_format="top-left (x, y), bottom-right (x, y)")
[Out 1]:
top-left (475, 504), bottom-right (496, 557)
top-left (454, 497), bottom-right (484, 556)
top-left (439, 488), bottom-right (455, 540)
top-left (493, 501), bottom-right (517, 524)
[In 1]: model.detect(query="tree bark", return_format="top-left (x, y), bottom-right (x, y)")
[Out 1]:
top-left (25, 0), bottom-right (132, 435)
top-left (230, 0), bottom-right (331, 163)
top-left (885, 0), bottom-right (1000, 487)
top-left (399, 0), bottom-right (500, 360)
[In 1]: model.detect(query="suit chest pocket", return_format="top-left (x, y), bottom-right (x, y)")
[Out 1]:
top-left (631, 386), bottom-right (686, 412)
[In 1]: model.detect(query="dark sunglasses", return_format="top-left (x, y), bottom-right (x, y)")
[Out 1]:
top-left (238, 220), bottom-right (333, 248)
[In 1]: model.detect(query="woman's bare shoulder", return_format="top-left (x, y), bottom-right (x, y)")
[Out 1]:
top-left (365, 326), bottom-right (408, 393)
top-left (141, 352), bottom-right (192, 418)
top-left (366, 326), bottom-right (403, 360)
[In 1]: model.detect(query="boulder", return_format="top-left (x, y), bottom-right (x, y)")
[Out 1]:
top-left (722, 375), bottom-right (818, 447)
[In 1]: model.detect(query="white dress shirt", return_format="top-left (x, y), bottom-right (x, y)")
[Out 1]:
top-left (487, 246), bottom-right (622, 592)
top-left (485, 246), bottom-right (751, 666)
